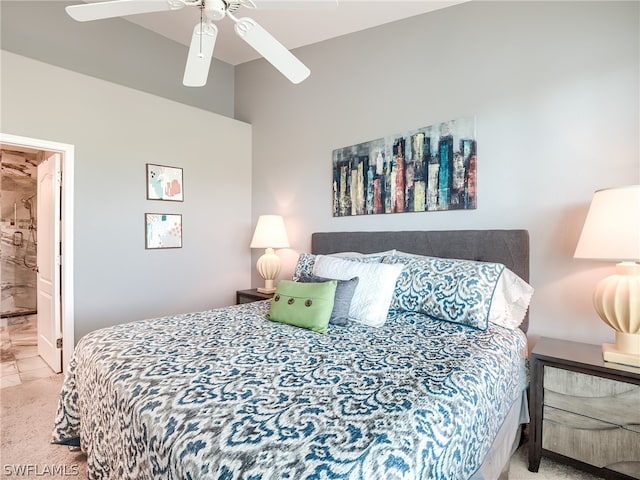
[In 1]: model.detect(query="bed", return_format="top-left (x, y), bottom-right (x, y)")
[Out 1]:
top-left (53, 229), bottom-right (532, 480)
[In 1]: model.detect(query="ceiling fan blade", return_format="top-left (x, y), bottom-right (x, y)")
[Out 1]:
top-left (183, 22), bottom-right (218, 87)
top-left (232, 17), bottom-right (310, 84)
top-left (66, 0), bottom-right (182, 22)
top-left (250, 0), bottom-right (337, 9)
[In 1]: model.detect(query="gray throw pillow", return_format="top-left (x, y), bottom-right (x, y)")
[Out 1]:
top-left (298, 274), bottom-right (359, 326)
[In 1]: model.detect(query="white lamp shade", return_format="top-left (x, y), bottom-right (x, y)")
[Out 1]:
top-left (574, 185), bottom-right (640, 262)
top-left (250, 215), bottom-right (290, 249)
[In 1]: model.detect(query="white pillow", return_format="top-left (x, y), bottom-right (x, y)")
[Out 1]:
top-left (329, 250), bottom-right (396, 259)
top-left (488, 268), bottom-right (534, 329)
top-left (313, 255), bottom-right (403, 327)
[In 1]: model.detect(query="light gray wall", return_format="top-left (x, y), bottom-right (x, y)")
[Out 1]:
top-left (2, 51), bottom-right (252, 341)
top-left (235, 1), bottom-right (640, 346)
top-left (1, 1), bottom-right (235, 118)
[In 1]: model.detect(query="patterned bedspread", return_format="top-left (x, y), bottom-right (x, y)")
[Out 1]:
top-left (53, 301), bottom-right (527, 480)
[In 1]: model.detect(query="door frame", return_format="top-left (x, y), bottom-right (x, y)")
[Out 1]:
top-left (0, 132), bottom-right (74, 372)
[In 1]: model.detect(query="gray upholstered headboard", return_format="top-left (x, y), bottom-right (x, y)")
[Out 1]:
top-left (311, 229), bottom-right (530, 332)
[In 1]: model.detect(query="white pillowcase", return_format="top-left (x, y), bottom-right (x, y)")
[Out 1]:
top-left (488, 268), bottom-right (534, 329)
top-left (329, 250), bottom-right (396, 259)
top-left (313, 255), bottom-right (403, 327)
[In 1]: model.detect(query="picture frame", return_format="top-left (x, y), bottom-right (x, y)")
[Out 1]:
top-left (332, 117), bottom-right (476, 216)
top-left (145, 213), bottom-right (182, 249)
top-left (146, 163), bottom-right (184, 201)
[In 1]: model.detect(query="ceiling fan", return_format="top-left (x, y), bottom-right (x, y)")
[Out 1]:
top-left (65, 0), bottom-right (333, 86)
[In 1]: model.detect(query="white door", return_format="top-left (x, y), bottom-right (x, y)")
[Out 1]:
top-left (37, 152), bottom-right (62, 373)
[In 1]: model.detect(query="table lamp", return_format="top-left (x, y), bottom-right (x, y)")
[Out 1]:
top-left (250, 215), bottom-right (290, 294)
top-left (574, 185), bottom-right (640, 367)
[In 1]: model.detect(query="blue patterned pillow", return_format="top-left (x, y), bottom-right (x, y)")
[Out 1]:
top-left (292, 253), bottom-right (317, 281)
top-left (383, 255), bottom-right (505, 330)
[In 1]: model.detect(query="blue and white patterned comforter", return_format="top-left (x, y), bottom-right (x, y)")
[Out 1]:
top-left (53, 301), bottom-right (527, 480)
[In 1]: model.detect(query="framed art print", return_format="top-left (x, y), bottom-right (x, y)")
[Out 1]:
top-left (332, 117), bottom-right (477, 216)
top-left (146, 164), bottom-right (184, 201)
top-left (145, 213), bottom-right (182, 249)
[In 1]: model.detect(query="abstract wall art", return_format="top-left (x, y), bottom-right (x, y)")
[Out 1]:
top-left (147, 164), bottom-right (184, 201)
top-left (145, 213), bottom-right (182, 249)
top-left (332, 117), bottom-right (477, 217)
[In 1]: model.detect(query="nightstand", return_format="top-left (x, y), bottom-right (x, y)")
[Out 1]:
top-left (236, 289), bottom-right (273, 305)
top-left (529, 336), bottom-right (640, 479)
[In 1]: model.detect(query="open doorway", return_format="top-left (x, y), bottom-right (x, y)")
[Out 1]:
top-left (0, 133), bottom-right (74, 388)
top-left (1, 146), bottom-right (42, 387)
top-left (0, 147), bottom-right (38, 318)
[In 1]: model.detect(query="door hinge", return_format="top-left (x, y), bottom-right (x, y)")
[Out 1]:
top-left (56, 170), bottom-right (62, 186)
top-left (56, 338), bottom-right (63, 349)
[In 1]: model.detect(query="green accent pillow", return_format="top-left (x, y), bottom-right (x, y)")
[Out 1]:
top-left (266, 280), bottom-right (337, 334)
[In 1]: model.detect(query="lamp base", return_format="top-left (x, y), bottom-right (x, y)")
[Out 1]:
top-left (593, 263), bottom-right (640, 368)
top-left (257, 286), bottom-right (276, 294)
top-left (603, 332), bottom-right (640, 367)
top-left (603, 344), bottom-right (640, 367)
top-left (256, 249), bottom-right (280, 295)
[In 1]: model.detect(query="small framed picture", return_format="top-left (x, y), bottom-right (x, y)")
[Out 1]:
top-left (146, 164), bottom-right (183, 201)
top-left (145, 213), bottom-right (182, 249)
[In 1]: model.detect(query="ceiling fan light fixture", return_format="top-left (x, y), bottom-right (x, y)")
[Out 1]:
top-left (204, 0), bottom-right (227, 21)
top-left (65, 0), bottom-right (316, 86)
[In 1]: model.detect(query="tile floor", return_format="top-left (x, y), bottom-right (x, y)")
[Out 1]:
top-left (0, 314), bottom-right (55, 389)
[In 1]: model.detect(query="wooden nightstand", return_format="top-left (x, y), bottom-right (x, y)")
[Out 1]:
top-left (529, 336), bottom-right (640, 479)
top-left (236, 289), bottom-right (273, 305)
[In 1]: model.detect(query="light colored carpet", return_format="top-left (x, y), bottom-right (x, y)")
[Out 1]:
top-left (509, 442), bottom-right (598, 480)
top-left (0, 374), bottom-right (87, 478)
top-left (1, 374), bottom-right (598, 479)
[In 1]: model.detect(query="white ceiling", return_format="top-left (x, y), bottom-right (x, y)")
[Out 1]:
top-left (90, 0), bottom-right (470, 65)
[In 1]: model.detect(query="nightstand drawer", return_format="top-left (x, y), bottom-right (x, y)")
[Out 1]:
top-left (543, 366), bottom-right (640, 428)
top-left (529, 337), bottom-right (640, 479)
top-left (544, 365), bottom-right (639, 397)
top-left (543, 406), bottom-right (640, 477)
